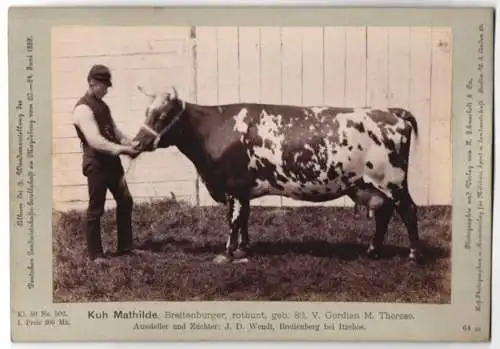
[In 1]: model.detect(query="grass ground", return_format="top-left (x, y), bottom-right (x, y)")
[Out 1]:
top-left (53, 199), bottom-right (451, 303)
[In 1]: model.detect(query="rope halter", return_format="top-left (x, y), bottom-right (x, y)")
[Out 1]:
top-left (139, 100), bottom-right (186, 150)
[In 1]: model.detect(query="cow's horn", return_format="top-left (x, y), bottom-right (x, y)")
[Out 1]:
top-left (137, 85), bottom-right (154, 98)
top-left (170, 85), bottom-right (178, 100)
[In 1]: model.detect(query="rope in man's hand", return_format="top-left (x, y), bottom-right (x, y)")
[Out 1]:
top-left (123, 155), bottom-right (138, 176)
top-left (123, 140), bottom-right (141, 176)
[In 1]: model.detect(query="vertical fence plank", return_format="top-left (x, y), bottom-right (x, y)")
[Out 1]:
top-left (408, 27), bottom-right (432, 206)
top-left (196, 27), bottom-right (218, 105)
top-left (388, 27), bottom-right (411, 107)
top-left (345, 27), bottom-right (367, 108)
top-left (281, 27), bottom-right (303, 105)
top-left (189, 27), bottom-right (200, 206)
top-left (217, 27), bottom-right (239, 104)
top-left (259, 27), bottom-right (282, 105)
top-left (430, 28), bottom-right (453, 205)
top-left (366, 27), bottom-right (388, 108)
top-left (324, 27), bottom-right (346, 106)
top-left (238, 27), bottom-right (260, 103)
top-left (302, 27), bottom-right (324, 106)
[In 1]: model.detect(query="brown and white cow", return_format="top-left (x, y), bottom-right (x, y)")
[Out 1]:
top-left (132, 86), bottom-right (422, 263)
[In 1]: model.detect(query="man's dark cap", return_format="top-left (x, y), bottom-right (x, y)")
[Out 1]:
top-left (87, 64), bottom-right (112, 87)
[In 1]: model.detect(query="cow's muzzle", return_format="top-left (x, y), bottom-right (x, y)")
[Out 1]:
top-left (132, 125), bottom-right (159, 152)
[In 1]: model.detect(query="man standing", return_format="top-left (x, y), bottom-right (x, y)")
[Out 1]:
top-left (72, 64), bottom-right (141, 264)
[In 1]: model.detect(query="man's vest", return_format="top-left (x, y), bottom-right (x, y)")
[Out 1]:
top-left (74, 92), bottom-right (124, 176)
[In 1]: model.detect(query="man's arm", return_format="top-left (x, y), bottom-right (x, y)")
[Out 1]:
top-left (73, 104), bottom-right (124, 156)
top-left (112, 121), bottom-right (132, 145)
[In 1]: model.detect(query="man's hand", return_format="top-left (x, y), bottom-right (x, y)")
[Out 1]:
top-left (119, 145), bottom-right (141, 159)
top-left (120, 137), bottom-right (134, 146)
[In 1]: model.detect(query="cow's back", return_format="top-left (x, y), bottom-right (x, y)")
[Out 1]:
top-left (229, 105), bottom-right (413, 202)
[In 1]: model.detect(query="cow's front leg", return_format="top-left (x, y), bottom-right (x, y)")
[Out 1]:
top-left (225, 196), bottom-right (251, 260)
top-left (214, 196), bottom-right (239, 264)
top-left (214, 195), bottom-right (250, 264)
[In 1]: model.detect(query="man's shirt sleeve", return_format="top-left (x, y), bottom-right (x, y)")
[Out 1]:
top-left (73, 104), bottom-right (122, 156)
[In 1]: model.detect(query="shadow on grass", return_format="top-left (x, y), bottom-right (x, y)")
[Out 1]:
top-left (136, 237), bottom-right (192, 252)
top-left (252, 240), bottom-right (449, 264)
top-left (136, 236), bottom-right (449, 263)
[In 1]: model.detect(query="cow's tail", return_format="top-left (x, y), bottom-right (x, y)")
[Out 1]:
top-left (399, 109), bottom-right (419, 140)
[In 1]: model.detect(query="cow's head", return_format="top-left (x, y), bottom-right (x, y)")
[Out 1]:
top-left (132, 85), bottom-right (185, 152)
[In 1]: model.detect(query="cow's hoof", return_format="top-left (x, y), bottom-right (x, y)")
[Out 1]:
top-left (366, 246), bottom-right (380, 260)
top-left (232, 248), bottom-right (248, 260)
top-left (409, 250), bottom-right (425, 265)
top-left (232, 258), bottom-right (249, 264)
top-left (367, 251), bottom-right (381, 260)
top-left (213, 254), bottom-right (231, 264)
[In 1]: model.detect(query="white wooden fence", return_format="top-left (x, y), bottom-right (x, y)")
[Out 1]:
top-left (51, 26), bottom-right (452, 211)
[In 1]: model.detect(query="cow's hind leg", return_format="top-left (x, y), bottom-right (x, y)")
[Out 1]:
top-left (366, 199), bottom-right (394, 259)
top-left (234, 199), bottom-right (250, 259)
top-left (347, 185), bottom-right (392, 258)
top-left (394, 189), bottom-right (422, 263)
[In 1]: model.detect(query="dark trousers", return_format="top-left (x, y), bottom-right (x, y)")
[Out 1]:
top-left (85, 165), bottom-right (134, 259)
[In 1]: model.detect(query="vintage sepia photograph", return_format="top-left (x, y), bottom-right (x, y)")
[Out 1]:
top-left (50, 25), bottom-right (453, 304)
top-left (10, 5), bottom-right (494, 342)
